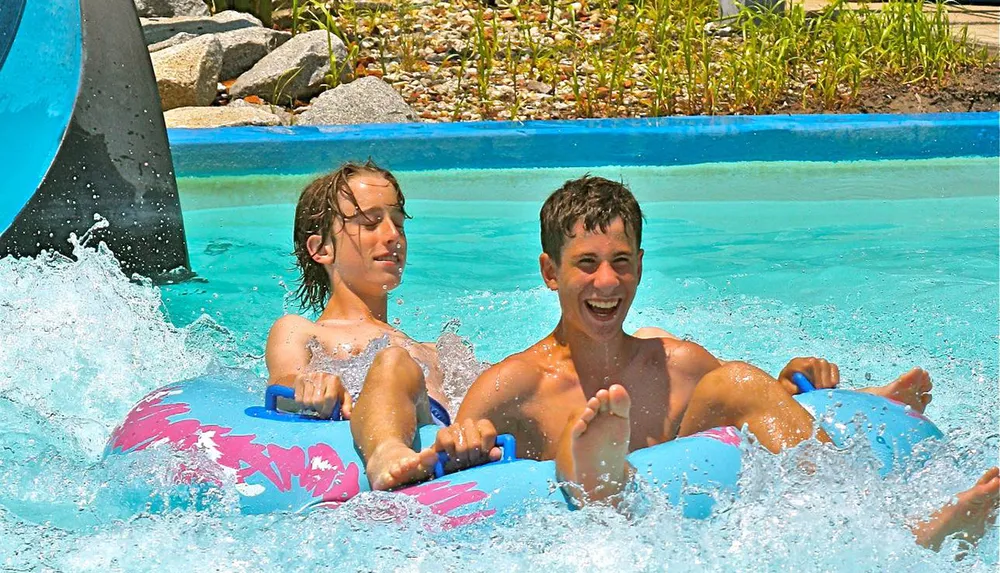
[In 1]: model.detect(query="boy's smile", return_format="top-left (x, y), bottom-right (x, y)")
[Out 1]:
top-left (542, 217), bottom-right (642, 340)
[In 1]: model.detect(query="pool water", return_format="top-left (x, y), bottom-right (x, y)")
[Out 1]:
top-left (0, 158), bottom-right (997, 570)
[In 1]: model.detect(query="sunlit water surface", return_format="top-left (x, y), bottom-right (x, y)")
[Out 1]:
top-left (0, 159), bottom-right (997, 571)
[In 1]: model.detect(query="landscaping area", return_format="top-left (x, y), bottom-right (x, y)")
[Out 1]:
top-left (142, 0), bottom-right (1000, 126)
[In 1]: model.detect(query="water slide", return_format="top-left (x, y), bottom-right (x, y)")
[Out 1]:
top-left (0, 0), bottom-right (189, 280)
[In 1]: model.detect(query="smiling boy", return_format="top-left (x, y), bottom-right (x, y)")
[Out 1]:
top-left (442, 175), bottom-right (997, 549)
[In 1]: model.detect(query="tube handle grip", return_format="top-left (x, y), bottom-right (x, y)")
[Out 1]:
top-left (264, 384), bottom-right (342, 421)
top-left (791, 372), bottom-right (816, 393)
top-left (433, 433), bottom-right (517, 478)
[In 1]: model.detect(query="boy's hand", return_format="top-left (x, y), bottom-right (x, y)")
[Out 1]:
top-left (432, 418), bottom-right (501, 473)
top-left (292, 372), bottom-right (352, 419)
top-left (778, 357), bottom-right (839, 395)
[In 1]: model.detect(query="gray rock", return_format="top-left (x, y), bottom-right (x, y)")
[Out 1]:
top-left (163, 105), bottom-right (282, 128)
top-left (134, 0), bottom-right (210, 18)
top-left (150, 35), bottom-right (223, 110)
top-left (148, 32), bottom-right (199, 52)
top-left (229, 98), bottom-right (294, 125)
top-left (141, 10), bottom-right (261, 45)
top-left (230, 30), bottom-right (345, 105)
top-left (296, 77), bottom-right (416, 126)
top-left (229, 99), bottom-right (291, 124)
top-left (215, 27), bottom-right (292, 81)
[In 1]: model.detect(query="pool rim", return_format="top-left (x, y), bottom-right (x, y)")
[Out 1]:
top-left (167, 112), bottom-right (1000, 177)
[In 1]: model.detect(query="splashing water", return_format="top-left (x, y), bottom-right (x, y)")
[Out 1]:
top-left (0, 160), bottom-right (997, 570)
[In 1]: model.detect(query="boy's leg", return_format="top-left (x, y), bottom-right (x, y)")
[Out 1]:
top-left (352, 346), bottom-right (438, 490)
top-left (555, 385), bottom-right (633, 507)
top-left (678, 361), bottom-right (831, 452)
top-left (858, 367), bottom-right (933, 412)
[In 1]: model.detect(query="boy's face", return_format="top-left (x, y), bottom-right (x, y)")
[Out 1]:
top-left (540, 217), bottom-right (642, 341)
top-left (330, 173), bottom-right (407, 295)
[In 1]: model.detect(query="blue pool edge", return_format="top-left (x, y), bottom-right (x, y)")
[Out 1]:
top-left (168, 112), bottom-right (1000, 177)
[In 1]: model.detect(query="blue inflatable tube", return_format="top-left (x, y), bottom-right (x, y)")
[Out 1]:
top-left (105, 371), bottom-right (943, 524)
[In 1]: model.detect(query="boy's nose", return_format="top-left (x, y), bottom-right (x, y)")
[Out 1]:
top-left (593, 261), bottom-right (620, 290)
top-left (379, 218), bottom-right (401, 241)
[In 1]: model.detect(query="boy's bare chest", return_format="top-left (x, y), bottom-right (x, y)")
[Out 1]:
top-left (309, 321), bottom-right (401, 358)
top-left (520, 361), bottom-right (676, 459)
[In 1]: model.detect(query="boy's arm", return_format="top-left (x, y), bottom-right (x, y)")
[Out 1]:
top-left (431, 356), bottom-right (540, 470)
top-left (265, 315), bottom-right (313, 386)
top-left (264, 315), bottom-right (348, 419)
top-left (456, 357), bottom-right (539, 433)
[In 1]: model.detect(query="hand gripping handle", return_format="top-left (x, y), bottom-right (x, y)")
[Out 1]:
top-left (433, 433), bottom-right (517, 478)
top-left (264, 384), bottom-right (342, 421)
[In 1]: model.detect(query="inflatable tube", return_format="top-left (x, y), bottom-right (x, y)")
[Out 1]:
top-left (105, 371), bottom-right (943, 523)
top-left (0, 0), bottom-right (190, 281)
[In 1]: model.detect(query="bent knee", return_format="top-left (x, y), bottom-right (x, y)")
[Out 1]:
top-left (699, 361), bottom-right (777, 396)
top-left (372, 346), bottom-right (423, 379)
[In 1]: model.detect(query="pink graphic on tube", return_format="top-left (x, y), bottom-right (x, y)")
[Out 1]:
top-left (109, 387), bottom-right (361, 504)
top-left (398, 480), bottom-right (496, 528)
top-left (690, 426), bottom-right (742, 447)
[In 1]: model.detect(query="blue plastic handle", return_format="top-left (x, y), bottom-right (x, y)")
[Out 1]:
top-left (791, 372), bottom-right (816, 393)
top-left (433, 433), bottom-right (517, 478)
top-left (264, 384), bottom-right (342, 421)
top-left (264, 384), bottom-right (295, 410)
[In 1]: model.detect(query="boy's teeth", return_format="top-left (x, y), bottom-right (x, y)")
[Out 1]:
top-left (588, 300), bottom-right (617, 309)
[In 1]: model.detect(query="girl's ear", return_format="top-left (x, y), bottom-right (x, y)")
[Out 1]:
top-left (539, 253), bottom-right (559, 291)
top-left (307, 234), bottom-right (335, 265)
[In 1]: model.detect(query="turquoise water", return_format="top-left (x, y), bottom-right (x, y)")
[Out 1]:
top-left (0, 158), bottom-right (997, 570)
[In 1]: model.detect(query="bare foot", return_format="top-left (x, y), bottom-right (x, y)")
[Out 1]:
top-left (911, 467), bottom-right (1000, 551)
top-left (864, 367), bottom-right (933, 413)
top-left (555, 384), bottom-right (632, 506)
top-left (366, 440), bottom-right (439, 491)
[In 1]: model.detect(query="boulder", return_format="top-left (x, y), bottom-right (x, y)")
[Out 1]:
top-left (133, 0), bottom-right (210, 18)
top-left (215, 27), bottom-right (292, 81)
top-left (141, 10), bottom-right (261, 45)
top-left (296, 77), bottom-right (417, 126)
top-left (163, 105), bottom-right (282, 128)
top-left (148, 32), bottom-right (198, 52)
top-left (229, 98), bottom-right (293, 125)
top-left (150, 35), bottom-right (224, 110)
top-left (230, 30), bottom-right (345, 105)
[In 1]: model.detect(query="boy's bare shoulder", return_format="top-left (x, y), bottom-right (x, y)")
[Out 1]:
top-left (471, 345), bottom-right (550, 398)
top-left (267, 314), bottom-right (317, 342)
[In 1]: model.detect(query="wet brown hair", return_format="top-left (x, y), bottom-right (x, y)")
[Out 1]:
top-left (292, 160), bottom-right (408, 311)
top-left (540, 175), bottom-right (644, 263)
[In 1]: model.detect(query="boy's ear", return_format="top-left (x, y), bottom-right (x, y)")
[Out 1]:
top-left (539, 253), bottom-right (559, 291)
top-left (637, 248), bottom-right (644, 284)
top-left (307, 234), bottom-right (335, 265)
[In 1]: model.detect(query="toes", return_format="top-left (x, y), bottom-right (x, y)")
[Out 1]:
top-left (607, 384), bottom-right (631, 417)
top-left (594, 389), bottom-right (611, 413)
top-left (978, 467), bottom-right (1000, 486)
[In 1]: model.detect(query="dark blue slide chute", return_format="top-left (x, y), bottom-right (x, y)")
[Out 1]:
top-left (0, 0), bottom-right (189, 280)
